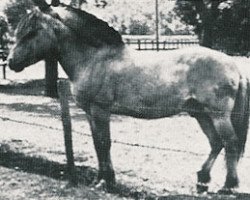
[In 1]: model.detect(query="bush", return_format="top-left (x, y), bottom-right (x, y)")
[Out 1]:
top-left (128, 19), bottom-right (153, 35)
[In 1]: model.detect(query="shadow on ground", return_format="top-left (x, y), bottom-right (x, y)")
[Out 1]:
top-left (0, 142), bottom-right (155, 199)
top-left (0, 79), bottom-right (86, 121)
top-left (1, 142), bottom-right (250, 200)
top-left (0, 79), bottom-right (46, 96)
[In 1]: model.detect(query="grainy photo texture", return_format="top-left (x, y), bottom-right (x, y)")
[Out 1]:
top-left (1, 0), bottom-right (250, 199)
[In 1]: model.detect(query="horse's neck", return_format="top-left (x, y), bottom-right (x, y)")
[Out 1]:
top-left (57, 43), bottom-right (90, 81)
top-left (57, 40), bottom-right (123, 82)
top-left (52, 6), bottom-right (125, 81)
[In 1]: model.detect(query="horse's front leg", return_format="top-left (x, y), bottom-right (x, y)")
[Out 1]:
top-left (87, 104), bottom-right (115, 189)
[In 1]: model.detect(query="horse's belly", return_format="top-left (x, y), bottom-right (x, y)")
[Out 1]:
top-left (111, 90), bottom-right (187, 119)
top-left (110, 105), bottom-right (180, 119)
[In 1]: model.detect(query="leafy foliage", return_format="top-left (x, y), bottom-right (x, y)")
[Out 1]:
top-left (0, 16), bottom-right (10, 49)
top-left (0, 16), bottom-right (8, 36)
top-left (4, 0), bottom-right (34, 31)
top-left (214, 0), bottom-right (250, 55)
top-left (3, 0), bottom-right (192, 36)
top-left (82, 0), bottom-right (192, 35)
top-left (128, 20), bottom-right (153, 35)
top-left (175, 0), bottom-right (250, 55)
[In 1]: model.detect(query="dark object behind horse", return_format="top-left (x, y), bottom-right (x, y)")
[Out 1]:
top-left (7, 0), bottom-right (250, 194)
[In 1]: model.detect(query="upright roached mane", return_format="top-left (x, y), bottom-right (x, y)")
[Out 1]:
top-left (7, 1), bottom-right (250, 195)
top-left (62, 5), bottom-right (124, 47)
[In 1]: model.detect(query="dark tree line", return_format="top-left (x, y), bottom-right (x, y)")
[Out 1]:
top-left (175, 0), bottom-right (250, 55)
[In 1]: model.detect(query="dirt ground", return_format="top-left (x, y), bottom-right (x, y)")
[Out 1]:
top-left (0, 62), bottom-right (250, 199)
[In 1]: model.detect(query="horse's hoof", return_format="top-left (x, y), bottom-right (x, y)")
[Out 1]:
top-left (95, 179), bottom-right (107, 191)
top-left (218, 188), bottom-right (237, 195)
top-left (196, 182), bottom-right (208, 194)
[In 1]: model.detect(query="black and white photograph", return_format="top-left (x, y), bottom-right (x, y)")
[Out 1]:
top-left (0, 0), bottom-right (250, 199)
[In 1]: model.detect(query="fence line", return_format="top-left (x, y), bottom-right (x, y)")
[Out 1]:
top-left (124, 38), bottom-right (200, 50)
top-left (1, 114), bottom-right (250, 159)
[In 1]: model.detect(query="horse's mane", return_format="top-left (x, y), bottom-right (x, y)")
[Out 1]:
top-left (15, 13), bottom-right (37, 39)
top-left (57, 4), bottom-right (124, 48)
top-left (16, 10), bottom-right (62, 40)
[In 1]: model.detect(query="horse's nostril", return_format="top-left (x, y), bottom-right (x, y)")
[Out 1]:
top-left (7, 58), bottom-right (17, 70)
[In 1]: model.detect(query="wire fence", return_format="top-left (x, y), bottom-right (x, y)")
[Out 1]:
top-left (1, 114), bottom-right (250, 159)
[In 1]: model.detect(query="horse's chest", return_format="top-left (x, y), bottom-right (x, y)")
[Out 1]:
top-left (72, 68), bottom-right (114, 109)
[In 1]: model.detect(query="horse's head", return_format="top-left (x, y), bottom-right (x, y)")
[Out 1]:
top-left (8, 6), bottom-right (61, 72)
top-left (8, 0), bottom-right (124, 73)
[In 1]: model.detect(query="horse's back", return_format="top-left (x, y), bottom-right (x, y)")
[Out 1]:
top-left (110, 46), bottom-right (242, 117)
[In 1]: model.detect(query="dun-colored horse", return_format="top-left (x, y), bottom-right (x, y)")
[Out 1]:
top-left (7, 1), bottom-right (250, 194)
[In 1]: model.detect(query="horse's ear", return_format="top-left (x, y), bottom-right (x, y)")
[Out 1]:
top-left (32, 0), bottom-right (50, 12)
top-left (28, 7), bottom-right (43, 18)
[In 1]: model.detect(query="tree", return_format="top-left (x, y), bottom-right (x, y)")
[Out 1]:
top-left (0, 16), bottom-right (8, 48)
top-left (0, 17), bottom-right (8, 36)
top-left (175, 0), bottom-right (250, 55)
top-left (174, 0), bottom-right (226, 48)
top-left (216, 0), bottom-right (250, 55)
top-left (4, 0), bottom-right (34, 32)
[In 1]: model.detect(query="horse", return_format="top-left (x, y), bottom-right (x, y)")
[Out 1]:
top-left (7, 1), bottom-right (250, 194)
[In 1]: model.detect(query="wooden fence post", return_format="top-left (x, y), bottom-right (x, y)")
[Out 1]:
top-left (0, 50), bottom-right (7, 79)
top-left (3, 63), bottom-right (6, 79)
top-left (163, 41), bottom-right (166, 50)
top-left (138, 39), bottom-right (141, 50)
top-left (45, 58), bottom-right (58, 98)
top-left (151, 40), bottom-right (154, 50)
top-left (57, 79), bottom-right (76, 185)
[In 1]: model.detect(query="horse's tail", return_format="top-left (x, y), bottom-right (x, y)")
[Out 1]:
top-left (231, 76), bottom-right (250, 158)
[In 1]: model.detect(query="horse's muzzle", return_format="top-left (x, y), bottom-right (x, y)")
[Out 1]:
top-left (8, 58), bottom-right (24, 72)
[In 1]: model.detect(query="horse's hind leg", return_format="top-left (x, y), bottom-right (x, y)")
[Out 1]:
top-left (211, 115), bottom-right (240, 194)
top-left (87, 105), bottom-right (115, 190)
top-left (192, 113), bottom-right (223, 193)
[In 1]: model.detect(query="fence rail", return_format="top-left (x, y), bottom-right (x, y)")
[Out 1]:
top-left (124, 38), bottom-right (200, 50)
